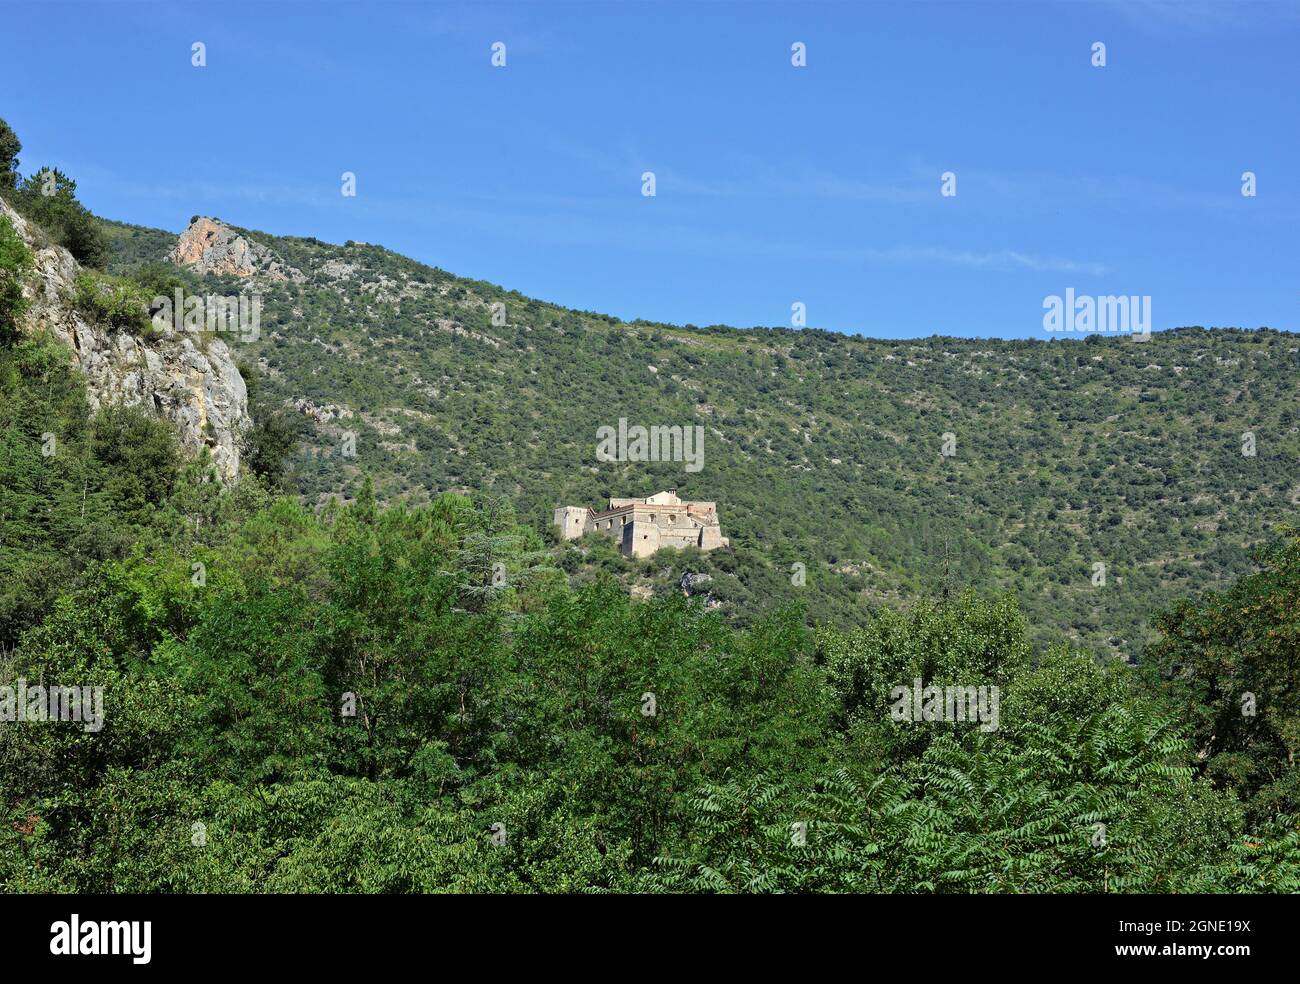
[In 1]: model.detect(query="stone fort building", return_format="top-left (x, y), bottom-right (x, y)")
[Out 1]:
top-left (554, 491), bottom-right (729, 558)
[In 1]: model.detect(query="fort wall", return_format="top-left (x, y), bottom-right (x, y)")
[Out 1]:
top-left (555, 491), bottom-right (729, 558)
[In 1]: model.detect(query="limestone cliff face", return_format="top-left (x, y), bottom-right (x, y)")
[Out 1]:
top-left (167, 216), bottom-right (304, 283)
top-left (2, 197), bottom-right (250, 482)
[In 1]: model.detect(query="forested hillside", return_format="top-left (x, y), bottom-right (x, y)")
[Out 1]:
top-left (4, 318), bottom-right (1299, 891)
top-left (100, 213), bottom-right (1300, 657)
top-left (3, 120), bottom-right (1299, 893)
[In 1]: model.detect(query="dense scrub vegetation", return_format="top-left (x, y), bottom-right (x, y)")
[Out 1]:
top-left (1, 119), bottom-right (1296, 892)
top-left (0, 213), bottom-right (31, 344)
top-left (1, 327), bottom-right (1298, 891)
top-left (0, 333), bottom-right (185, 651)
top-left (94, 210), bottom-right (1300, 660)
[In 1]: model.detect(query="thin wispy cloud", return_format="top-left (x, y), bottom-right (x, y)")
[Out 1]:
top-left (845, 246), bottom-right (1108, 276)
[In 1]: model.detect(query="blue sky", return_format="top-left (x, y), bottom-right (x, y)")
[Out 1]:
top-left (3, 0), bottom-right (1297, 338)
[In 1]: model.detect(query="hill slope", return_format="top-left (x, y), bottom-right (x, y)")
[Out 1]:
top-left (102, 214), bottom-right (1300, 654)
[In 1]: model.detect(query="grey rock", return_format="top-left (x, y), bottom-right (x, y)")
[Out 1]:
top-left (2, 197), bottom-right (250, 482)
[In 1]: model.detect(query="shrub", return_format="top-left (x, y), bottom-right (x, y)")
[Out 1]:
top-left (0, 213), bottom-right (32, 344)
top-left (0, 117), bottom-right (20, 191)
top-left (73, 270), bottom-right (153, 335)
top-left (12, 168), bottom-right (109, 268)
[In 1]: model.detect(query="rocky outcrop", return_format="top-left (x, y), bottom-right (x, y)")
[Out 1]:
top-left (167, 216), bottom-right (304, 283)
top-left (2, 197), bottom-right (250, 482)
